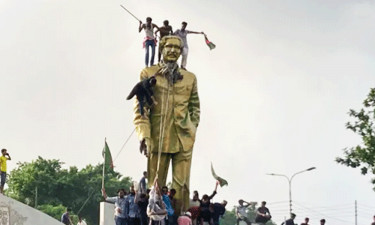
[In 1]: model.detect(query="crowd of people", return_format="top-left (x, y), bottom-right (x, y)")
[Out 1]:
top-left (234, 199), bottom-right (328, 225)
top-left (100, 173), bottom-right (333, 225)
top-left (101, 173), bottom-right (227, 225)
top-left (138, 17), bottom-right (205, 69)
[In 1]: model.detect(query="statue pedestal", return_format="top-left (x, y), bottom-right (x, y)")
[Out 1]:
top-left (99, 201), bottom-right (115, 225)
top-left (0, 194), bottom-right (62, 225)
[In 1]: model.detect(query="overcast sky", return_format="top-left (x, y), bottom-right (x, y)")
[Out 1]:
top-left (1, 0), bottom-right (375, 224)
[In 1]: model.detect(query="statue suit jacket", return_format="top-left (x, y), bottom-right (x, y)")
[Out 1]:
top-left (133, 63), bottom-right (200, 153)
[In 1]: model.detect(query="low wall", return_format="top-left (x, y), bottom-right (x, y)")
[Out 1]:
top-left (0, 194), bottom-right (62, 225)
top-left (99, 201), bottom-right (115, 225)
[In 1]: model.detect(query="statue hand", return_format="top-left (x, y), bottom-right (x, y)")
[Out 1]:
top-left (140, 138), bottom-right (152, 157)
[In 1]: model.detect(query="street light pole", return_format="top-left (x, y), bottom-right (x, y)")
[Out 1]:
top-left (267, 167), bottom-right (316, 215)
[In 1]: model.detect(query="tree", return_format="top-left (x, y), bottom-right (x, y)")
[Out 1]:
top-left (6, 157), bottom-right (132, 225)
top-left (36, 204), bottom-right (66, 221)
top-left (336, 88), bottom-right (375, 188)
top-left (221, 207), bottom-right (237, 225)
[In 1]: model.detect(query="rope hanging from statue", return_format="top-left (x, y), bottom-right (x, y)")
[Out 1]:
top-left (156, 67), bottom-right (171, 174)
top-left (113, 128), bottom-right (136, 162)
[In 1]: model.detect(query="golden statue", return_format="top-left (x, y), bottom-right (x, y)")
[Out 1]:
top-left (133, 35), bottom-right (200, 213)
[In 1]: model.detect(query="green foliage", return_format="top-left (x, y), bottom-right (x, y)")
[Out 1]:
top-left (37, 204), bottom-right (66, 221)
top-left (336, 88), bottom-right (375, 187)
top-left (221, 207), bottom-right (237, 225)
top-left (6, 157), bottom-right (132, 225)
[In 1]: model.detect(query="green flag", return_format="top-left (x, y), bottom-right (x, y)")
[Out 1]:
top-left (211, 163), bottom-right (228, 187)
top-left (204, 35), bottom-right (216, 50)
top-left (102, 141), bottom-right (114, 170)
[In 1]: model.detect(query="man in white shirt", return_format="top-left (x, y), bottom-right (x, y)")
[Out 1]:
top-left (77, 216), bottom-right (87, 225)
top-left (236, 199), bottom-right (254, 225)
top-left (102, 188), bottom-right (127, 225)
top-left (174, 22), bottom-right (204, 70)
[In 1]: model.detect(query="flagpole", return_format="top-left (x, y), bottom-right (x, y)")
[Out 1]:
top-left (102, 138), bottom-right (106, 190)
top-left (120, 5), bottom-right (141, 22)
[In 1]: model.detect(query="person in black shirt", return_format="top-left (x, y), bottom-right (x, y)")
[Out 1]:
top-left (61, 208), bottom-right (72, 225)
top-left (301, 217), bottom-right (309, 225)
top-left (137, 193), bottom-right (149, 225)
top-left (211, 200), bottom-right (227, 225)
top-left (200, 182), bottom-right (219, 225)
top-left (282, 213), bottom-right (296, 225)
top-left (255, 201), bottom-right (271, 224)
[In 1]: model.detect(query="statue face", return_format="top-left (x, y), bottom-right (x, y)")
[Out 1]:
top-left (162, 38), bottom-right (181, 62)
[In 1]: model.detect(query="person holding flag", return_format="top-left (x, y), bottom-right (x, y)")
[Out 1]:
top-left (102, 188), bottom-right (128, 225)
top-left (101, 139), bottom-right (128, 225)
top-left (174, 22), bottom-right (205, 70)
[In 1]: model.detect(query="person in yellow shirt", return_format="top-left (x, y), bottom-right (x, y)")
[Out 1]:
top-left (0, 149), bottom-right (11, 194)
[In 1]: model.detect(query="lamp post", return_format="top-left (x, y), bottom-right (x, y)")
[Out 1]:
top-left (267, 167), bottom-right (316, 215)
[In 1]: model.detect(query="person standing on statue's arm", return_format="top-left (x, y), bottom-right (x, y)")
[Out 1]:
top-left (0, 148), bottom-right (11, 194)
top-left (134, 35), bottom-right (200, 213)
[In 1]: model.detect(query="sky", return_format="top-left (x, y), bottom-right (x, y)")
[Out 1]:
top-left (1, 0), bottom-right (375, 224)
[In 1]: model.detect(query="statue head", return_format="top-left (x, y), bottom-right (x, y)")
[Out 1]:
top-left (160, 35), bottom-right (184, 62)
top-left (163, 20), bottom-right (169, 26)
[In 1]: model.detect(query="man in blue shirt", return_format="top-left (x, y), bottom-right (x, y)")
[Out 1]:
top-left (126, 185), bottom-right (140, 225)
top-left (161, 186), bottom-right (174, 225)
top-left (139, 171), bottom-right (147, 194)
top-left (61, 208), bottom-right (72, 225)
top-left (102, 188), bottom-right (128, 225)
